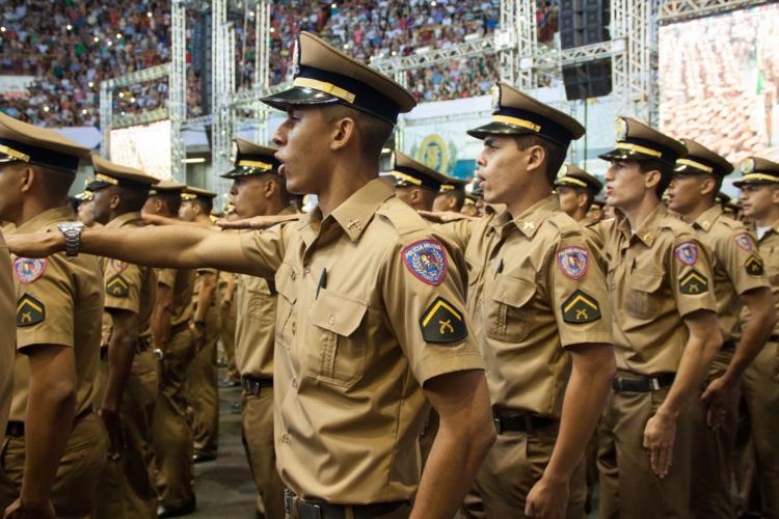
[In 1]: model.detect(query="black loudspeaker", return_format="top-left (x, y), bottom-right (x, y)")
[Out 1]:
top-left (559, 0), bottom-right (612, 100)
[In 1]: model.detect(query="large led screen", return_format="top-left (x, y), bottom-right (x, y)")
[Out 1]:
top-left (109, 120), bottom-right (172, 180)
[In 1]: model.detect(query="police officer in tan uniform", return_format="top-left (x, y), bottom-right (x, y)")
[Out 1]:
top-left (217, 270), bottom-right (240, 388)
top-left (221, 138), bottom-right (292, 519)
top-left (6, 31), bottom-right (496, 519)
top-left (432, 83), bottom-right (615, 519)
top-left (180, 186), bottom-right (221, 463)
top-left (0, 113), bottom-right (107, 518)
top-left (734, 157), bottom-right (779, 519)
top-left (433, 178), bottom-right (468, 213)
top-left (597, 118), bottom-right (722, 519)
top-left (0, 227), bottom-right (13, 445)
top-left (665, 142), bottom-right (777, 518)
top-left (391, 151), bottom-right (452, 211)
top-left (142, 180), bottom-right (198, 517)
top-left (555, 164), bottom-right (605, 249)
top-left (88, 156), bottom-right (160, 519)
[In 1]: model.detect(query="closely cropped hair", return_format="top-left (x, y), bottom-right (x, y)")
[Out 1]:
top-left (322, 104), bottom-right (394, 161)
top-left (153, 192), bottom-right (182, 216)
top-left (513, 134), bottom-right (567, 186)
top-left (638, 160), bottom-right (674, 199)
top-left (115, 186), bottom-right (149, 213)
top-left (193, 197), bottom-right (213, 214)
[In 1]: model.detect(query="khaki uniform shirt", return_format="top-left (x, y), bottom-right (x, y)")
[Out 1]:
top-left (9, 207), bottom-right (104, 421)
top-left (239, 179), bottom-right (483, 503)
top-left (101, 212), bottom-right (156, 341)
top-left (691, 206), bottom-right (768, 343)
top-left (235, 206), bottom-right (298, 380)
top-left (0, 229), bottom-right (15, 432)
top-left (156, 268), bottom-right (195, 327)
top-left (746, 218), bottom-right (779, 337)
top-left (444, 196), bottom-right (613, 417)
top-left (580, 216), bottom-right (605, 250)
top-left (604, 204), bottom-right (717, 375)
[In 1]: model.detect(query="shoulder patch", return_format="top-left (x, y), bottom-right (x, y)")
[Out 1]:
top-left (679, 268), bottom-right (709, 295)
top-left (419, 296), bottom-right (467, 343)
top-left (734, 233), bottom-right (753, 252)
top-left (402, 240), bottom-right (448, 286)
top-left (13, 257), bottom-right (47, 284)
top-left (745, 254), bottom-right (764, 276)
top-left (110, 259), bottom-right (129, 273)
top-left (17, 293), bottom-right (45, 327)
top-left (562, 289), bottom-right (601, 324)
top-left (106, 274), bottom-right (130, 297)
top-left (674, 242), bottom-right (699, 266)
top-left (557, 246), bottom-right (590, 280)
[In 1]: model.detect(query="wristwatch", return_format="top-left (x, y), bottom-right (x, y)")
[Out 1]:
top-left (57, 222), bottom-right (85, 257)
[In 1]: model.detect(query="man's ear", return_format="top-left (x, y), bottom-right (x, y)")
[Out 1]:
top-left (525, 144), bottom-right (546, 175)
top-left (330, 116), bottom-right (357, 152)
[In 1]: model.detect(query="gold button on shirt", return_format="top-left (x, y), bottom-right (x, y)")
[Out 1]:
top-left (692, 205), bottom-right (768, 344)
top-left (0, 230), bottom-right (16, 433)
top-left (101, 212), bottom-right (157, 341)
top-left (239, 179), bottom-right (483, 503)
top-left (445, 196), bottom-right (612, 417)
top-left (9, 207), bottom-right (105, 421)
top-left (604, 204), bottom-right (717, 375)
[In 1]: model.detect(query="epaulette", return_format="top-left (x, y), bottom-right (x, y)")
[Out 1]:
top-left (376, 198), bottom-right (431, 238)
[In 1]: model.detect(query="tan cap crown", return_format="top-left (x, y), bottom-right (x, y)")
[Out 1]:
top-left (0, 112), bottom-right (90, 174)
top-left (554, 164), bottom-right (603, 194)
top-left (733, 156), bottom-right (779, 187)
top-left (88, 155), bottom-right (159, 191)
top-left (599, 117), bottom-right (687, 166)
top-left (675, 139), bottom-right (733, 177)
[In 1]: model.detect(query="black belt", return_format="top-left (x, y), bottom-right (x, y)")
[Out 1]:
top-left (769, 335), bottom-right (779, 344)
top-left (6, 405), bottom-right (95, 438)
top-left (284, 490), bottom-right (406, 519)
top-left (612, 372), bottom-right (675, 393)
top-left (492, 411), bottom-right (557, 435)
top-left (721, 339), bottom-right (736, 351)
top-left (241, 375), bottom-right (273, 396)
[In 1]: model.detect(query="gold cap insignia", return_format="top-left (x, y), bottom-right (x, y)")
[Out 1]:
top-left (490, 84), bottom-right (501, 112)
top-left (292, 38), bottom-right (301, 78)
top-left (615, 118), bottom-right (628, 142)
top-left (741, 158), bottom-right (755, 174)
top-left (230, 141), bottom-right (239, 165)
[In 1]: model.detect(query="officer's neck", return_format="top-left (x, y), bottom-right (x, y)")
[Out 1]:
top-left (505, 184), bottom-right (551, 219)
top-left (677, 199), bottom-right (713, 224)
top-left (620, 196), bottom-right (661, 233)
top-left (754, 207), bottom-right (779, 229)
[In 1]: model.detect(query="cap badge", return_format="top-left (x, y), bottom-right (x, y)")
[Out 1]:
top-left (615, 118), bottom-right (628, 142)
top-left (741, 158), bottom-right (755, 174)
top-left (292, 38), bottom-right (301, 78)
top-left (229, 141), bottom-right (239, 165)
top-left (490, 84), bottom-right (501, 112)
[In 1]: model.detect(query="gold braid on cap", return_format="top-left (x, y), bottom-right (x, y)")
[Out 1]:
top-left (491, 115), bottom-right (541, 133)
top-left (391, 171), bottom-right (422, 186)
top-left (95, 173), bottom-right (119, 185)
top-left (615, 142), bottom-right (662, 158)
top-left (292, 77), bottom-right (356, 104)
top-left (556, 176), bottom-right (588, 188)
top-left (0, 145), bottom-right (30, 162)
top-left (677, 158), bottom-right (713, 174)
top-left (237, 160), bottom-right (273, 170)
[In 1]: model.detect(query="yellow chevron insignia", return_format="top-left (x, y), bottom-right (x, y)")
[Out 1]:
top-left (16, 293), bottom-right (45, 327)
top-left (680, 268), bottom-right (709, 295)
top-left (106, 274), bottom-right (130, 298)
top-left (419, 296), bottom-right (467, 344)
top-left (562, 290), bottom-right (601, 324)
top-left (745, 254), bottom-right (764, 276)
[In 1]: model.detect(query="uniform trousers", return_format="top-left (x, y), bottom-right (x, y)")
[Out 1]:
top-left (186, 304), bottom-right (221, 458)
top-left (241, 386), bottom-right (284, 519)
top-left (741, 340), bottom-right (779, 519)
top-left (154, 327), bottom-right (196, 508)
top-left (220, 303), bottom-right (240, 383)
top-left (461, 424), bottom-right (586, 519)
top-left (689, 349), bottom-right (739, 519)
top-left (0, 412), bottom-right (107, 517)
top-left (95, 348), bottom-right (160, 519)
top-left (597, 385), bottom-right (692, 519)
top-left (285, 501), bottom-right (411, 519)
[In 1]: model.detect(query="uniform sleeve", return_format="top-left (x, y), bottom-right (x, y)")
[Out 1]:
top-left (15, 254), bottom-right (75, 349)
top-left (157, 268), bottom-right (176, 289)
top-left (719, 228), bottom-right (770, 296)
top-left (434, 218), bottom-right (477, 252)
top-left (380, 234), bottom-right (484, 386)
top-left (239, 225), bottom-right (288, 279)
top-left (550, 234), bottom-right (614, 348)
top-left (669, 236), bottom-right (717, 317)
top-left (103, 259), bottom-right (144, 314)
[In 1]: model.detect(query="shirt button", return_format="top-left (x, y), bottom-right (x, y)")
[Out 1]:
top-left (291, 322), bottom-right (296, 335)
top-left (282, 433), bottom-right (290, 443)
top-left (292, 378), bottom-right (298, 388)
top-left (329, 315), bottom-right (335, 325)
top-left (304, 267), bottom-right (311, 275)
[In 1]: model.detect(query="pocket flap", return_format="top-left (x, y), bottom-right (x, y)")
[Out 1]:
top-left (492, 274), bottom-right (536, 308)
top-left (311, 291), bottom-right (369, 337)
top-left (630, 269), bottom-right (664, 293)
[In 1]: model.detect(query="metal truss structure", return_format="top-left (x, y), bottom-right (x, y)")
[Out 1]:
top-left (659, 0), bottom-right (775, 23)
top-left (210, 0), bottom-right (235, 195)
top-left (169, 0), bottom-right (187, 181)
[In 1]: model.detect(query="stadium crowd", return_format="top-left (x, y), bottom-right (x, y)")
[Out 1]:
top-left (0, 0), bottom-right (561, 127)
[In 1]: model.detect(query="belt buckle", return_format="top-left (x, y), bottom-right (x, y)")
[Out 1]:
top-left (297, 501), bottom-right (322, 519)
top-left (492, 417), bottom-right (502, 435)
top-left (650, 377), bottom-right (660, 391)
top-left (614, 377), bottom-right (623, 391)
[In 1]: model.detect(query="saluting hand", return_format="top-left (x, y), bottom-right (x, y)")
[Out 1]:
top-left (417, 210), bottom-right (475, 223)
top-left (525, 476), bottom-right (568, 519)
top-left (3, 498), bottom-right (55, 519)
top-left (643, 411), bottom-right (677, 479)
top-left (217, 213), bottom-right (299, 230)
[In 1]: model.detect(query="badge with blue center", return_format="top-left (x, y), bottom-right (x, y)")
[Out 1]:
top-left (13, 257), bottom-right (47, 284)
top-left (557, 246), bottom-right (590, 280)
top-left (674, 242), bottom-right (699, 266)
top-left (402, 239), bottom-right (448, 286)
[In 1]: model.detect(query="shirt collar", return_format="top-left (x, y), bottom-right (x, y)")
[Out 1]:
top-left (105, 211), bottom-right (143, 229)
top-left (13, 206), bottom-right (74, 234)
top-left (492, 195), bottom-right (560, 238)
top-left (692, 204), bottom-right (724, 232)
top-left (297, 179), bottom-right (394, 243)
top-left (618, 203), bottom-right (668, 247)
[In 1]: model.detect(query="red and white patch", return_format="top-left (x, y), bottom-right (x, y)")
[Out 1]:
top-left (674, 242), bottom-right (699, 266)
top-left (110, 259), bottom-right (129, 273)
top-left (557, 246), bottom-right (590, 280)
top-left (13, 257), bottom-right (47, 284)
top-left (401, 239), bottom-right (448, 286)
top-left (734, 233), bottom-right (753, 252)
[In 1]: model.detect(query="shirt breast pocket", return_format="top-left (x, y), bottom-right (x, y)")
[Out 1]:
top-left (625, 270), bottom-right (664, 319)
top-left (274, 264), bottom-right (297, 350)
top-left (308, 290), bottom-right (369, 388)
top-left (486, 274), bottom-right (537, 343)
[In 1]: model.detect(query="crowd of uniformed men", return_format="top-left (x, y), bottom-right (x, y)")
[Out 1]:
top-left (0, 31), bottom-right (778, 519)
